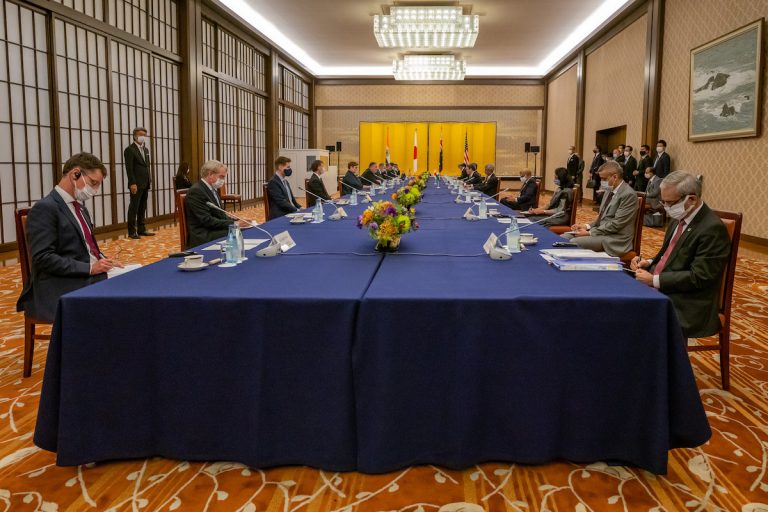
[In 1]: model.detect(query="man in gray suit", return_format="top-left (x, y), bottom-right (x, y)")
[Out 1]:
top-left (562, 160), bottom-right (638, 256)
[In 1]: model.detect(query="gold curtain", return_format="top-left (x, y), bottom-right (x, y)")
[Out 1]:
top-left (359, 122), bottom-right (496, 176)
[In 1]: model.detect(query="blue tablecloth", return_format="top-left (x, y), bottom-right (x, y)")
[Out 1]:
top-left (34, 181), bottom-right (710, 474)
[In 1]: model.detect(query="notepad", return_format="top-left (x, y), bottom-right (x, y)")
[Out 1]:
top-left (107, 263), bottom-right (142, 279)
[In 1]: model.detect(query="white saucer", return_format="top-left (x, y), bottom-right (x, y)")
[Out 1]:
top-left (520, 238), bottom-right (538, 246)
top-left (290, 218), bottom-right (306, 224)
top-left (178, 262), bottom-right (209, 271)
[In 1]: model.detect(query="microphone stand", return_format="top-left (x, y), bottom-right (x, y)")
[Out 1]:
top-left (297, 186), bottom-right (345, 221)
top-left (205, 202), bottom-right (280, 257)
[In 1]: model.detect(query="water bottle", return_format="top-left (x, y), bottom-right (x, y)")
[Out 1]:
top-left (235, 224), bottom-right (245, 261)
top-left (350, 188), bottom-right (358, 205)
top-left (313, 200), bottom-right (323, 223)
top-left (226, 223), bottom-right (239, 264)
top-left (505, 217), bottom-right (521, 253)
top-left (436, 174), bottom-right (441, 188)
top-left (478, 197), bottom-right (488, 219)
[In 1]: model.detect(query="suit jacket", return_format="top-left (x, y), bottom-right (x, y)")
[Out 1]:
top-left (175, 175), bottom-right (192, 191)
top-left (623, 156), bottom-right (638, 184)
top-left (459, 169), bottom-right (469, 181)
top-left (645, 176), bottom-right (662, 210)
top-left (185, 181), bottom-right (231, 248)
top-left (124, 143), bottom-right (151, 189)
top-left (267, 174), bottom-right (301, 219)
top-left (342, 171), bottom-right (363, 195)
top-left (634, 155), bottom-right (653, 191)
top-left (566, 154), bottom-right (580, 178)
top-left (307, 173), bottom-right (331, 204)
top-left (361, 169), bottom-right (381, 185)
top-left (16, 190), bottom-right (107, 323)
top-left (649, 203), bottom-right (730, 337)
top-left (653, 152), bottom-right (671, 178)
top-left (475, 174), bottom-right (498, 196)
top-left (589, 182), bottom-right (638, 256)
top-left (515, 178), bottom-right (538, 210)
top-left (466, 171), bottom-right (483, 186)
top-left (589, 153), bottom-right (602, 174)
top-left (539, 187), bottom-right (572, 226)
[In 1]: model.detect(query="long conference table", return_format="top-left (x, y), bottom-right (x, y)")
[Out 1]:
top-left (34, 180), bottom-right (710, 474)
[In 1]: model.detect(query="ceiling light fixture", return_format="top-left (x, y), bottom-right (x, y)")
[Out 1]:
top-left (393, 54), bottom-right (466, 81)
top-left (374, 6), bottom-right (479, 49)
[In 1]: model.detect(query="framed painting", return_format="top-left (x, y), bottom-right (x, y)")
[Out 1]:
top-left (689, 19), bottom-right (764, 142)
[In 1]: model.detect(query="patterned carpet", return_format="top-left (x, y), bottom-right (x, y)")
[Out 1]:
top-left (0, 197), bottom-right (767, 512)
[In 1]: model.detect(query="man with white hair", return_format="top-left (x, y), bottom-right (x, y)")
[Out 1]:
top-left (631, 171), bottom-right (731, 338)
top-left (562, 160), bottom-right (638, 257)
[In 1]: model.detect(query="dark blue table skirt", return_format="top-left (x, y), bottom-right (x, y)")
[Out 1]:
top-left (34, 182), bottom-right (710, 473)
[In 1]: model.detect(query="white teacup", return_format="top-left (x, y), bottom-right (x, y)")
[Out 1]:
top-left (520, 233), bottom-right (535, 241)
top-left (183, 254), bottom-right (204, 267)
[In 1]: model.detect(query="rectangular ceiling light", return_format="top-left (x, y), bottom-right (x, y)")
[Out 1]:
top-left (393, 54), bottom-right (466, 80)
top-left (374, 6), bottom-right (479, 49)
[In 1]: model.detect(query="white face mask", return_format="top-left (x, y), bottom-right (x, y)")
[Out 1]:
top-left (664, 195), bottom-right (694, 220)
top-left (212, 177), bottom-right (225, 189)
top-left (656, 146), bottom-right (664, 153)
top-left (624, 151), bottom-right (630, 157)
top-left (644, 172), bottom-right (652, 179)
top-left (136, 135), bottom-right (146, 145)
top-left (75, 174), bottom-right (97, 201)
top-left (600, 180), bottom-right (611, 190)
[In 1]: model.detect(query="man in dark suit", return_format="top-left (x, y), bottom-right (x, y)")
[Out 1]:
top-left (653, 139), bottom-right (671, 178)
top-left (17, 153), bottom-right (122, 323)
top-left (306, 159), bottom-right (331, 207)
top-left (266, 156), bottom-right (302, 219)
top-left (615, 144), bottom-right (626, 166)
top-left (632, 171), bottom-right (730, 337)
top-left (342, 161), bottom-right (366, 195)
top-left (501, 169), bottom-right (538, 210)
top-left (185, 160), bottom-right (248, 248)
top-left (466, 163), bottom-right (483, 185)
top-left (622, 145), bottom-right (637, 186)
top-left (588, 145), bottom-right (603, 202)
top-left (563, 161), bottom-right (638, 257)
top-left (473, 164), bottom-right (499, 196)
top-left (566, 146), bottom-right (580, 182)
top-left (124, 127), bottom-right (153, 239)
top-left (361, 162), bottom-right (382, 186)
top-left (458, 163), bottom-right (468, 181)
top-left (633, 144), bottom-right (653, 191)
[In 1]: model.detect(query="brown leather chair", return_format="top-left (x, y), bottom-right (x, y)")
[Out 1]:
top-left (532, 177), bottom-right (542, 208)
top-left (619, 193), bottom-right (646, 266)
top-left (304, 178), bottom-right (317, 208)
top-left (175, 190), bottom-right (189, 251)
top-left (218, 183), bottom-right (242, 211)
top-left (262, 183), bottom-right (272, 221)
top-left (174, 187), bottom-right (189, 224)
top-left (687, 210), bottom-right (742, 390)
top-left (338, 177), bottom-right (344, 197)
top-left (493, 179), bottom-right (501, 198)
top-left (15, 208), bottom-right (51, 378)
top-left (549, 186), bottom-right (580, 235)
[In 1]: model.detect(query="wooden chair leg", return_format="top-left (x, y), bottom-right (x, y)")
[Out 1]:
top-left (720, 327), bottom-right (730, 391)
top-left (24, 317), bottom-right (35, 378)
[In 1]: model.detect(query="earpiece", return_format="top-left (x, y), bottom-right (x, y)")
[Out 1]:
top-left (73, 171), bottom-right (82, 179)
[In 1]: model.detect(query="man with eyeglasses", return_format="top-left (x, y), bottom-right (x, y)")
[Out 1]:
top-left (631, 171), bottom-right (730, 338)
top-left (17, 152), bottom-right (123, 323)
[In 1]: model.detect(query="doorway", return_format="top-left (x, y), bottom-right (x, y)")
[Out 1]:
top-left (594, 125), bottom-right (627, 154)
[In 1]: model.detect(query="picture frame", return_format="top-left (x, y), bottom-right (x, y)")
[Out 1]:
top-left (688, 19), bottom-right (764, 142)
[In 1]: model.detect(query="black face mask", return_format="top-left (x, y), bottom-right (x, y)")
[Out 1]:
top-left (284, 167), bottom-right (293, 177)
top-left (640, 151), bottom-right (647, 156)
top-left (593, 150), bottom-right (598, 154)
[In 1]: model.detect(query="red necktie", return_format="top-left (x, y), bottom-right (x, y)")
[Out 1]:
top-left (654, 220), bottom-right (686, 275)
top-left (72, 201), bottom-right (102, 259)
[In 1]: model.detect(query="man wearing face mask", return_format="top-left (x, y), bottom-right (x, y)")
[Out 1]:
top-left (500, 169), bottom-right (537, 210)
top-left (473, 163), bottom-right (499, 196)
top-left (562, 161), bottom-right (638, 257)
top-left (566, 146), bottom-right (580, 182)
top-left (631, 171), bottom-right (730, 338)
top-left (622, 145), bottom-right (637, 186)
top-left (642, 166), bottom-right (664, 226)
top-left (267, 156), bottom-right (302, 218)
top-left (653, 139), bottom-right (671, 178)
top-left (124, 127), bottom-right (153, 239)
top-left (17, 152), bottom-right (123, 323)
top-left (306, 159), bottom-right (331, 206)
top-left (185, 160), bottom-right (249, 248)
top-left (588, 145), bottom-right (603, 202)
top-left (633, 144), bottom-right (653, 192)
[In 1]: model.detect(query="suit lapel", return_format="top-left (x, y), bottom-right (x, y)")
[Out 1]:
top-left (52, 191), bottom-right (88, 248)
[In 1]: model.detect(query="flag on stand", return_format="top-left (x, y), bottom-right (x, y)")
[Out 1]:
top-left (413, 129), bottom-right (418, 172)
top-left (385, 127), bottom-right (390, 165)
top-left (438, 130), bottom-right (443, 172)
top-left (463, 132), bottom-right (469, 165)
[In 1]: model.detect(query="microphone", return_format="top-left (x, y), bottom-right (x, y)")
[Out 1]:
top-left (297, 187), bottom-right (346, 221)
top-left (205, 201), bottom-right (279, 257)
top-left (477, 187), bottom-right (510, 202)
top-left (359, 175), bottom-right (381, 187)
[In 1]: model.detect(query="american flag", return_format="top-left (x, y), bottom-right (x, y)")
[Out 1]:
top-left (463, 132), bottom-right (469, 165)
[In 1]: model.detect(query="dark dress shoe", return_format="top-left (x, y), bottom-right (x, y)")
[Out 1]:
top-left (138, 231), bottom-right (155, 236)
top-left (128, 233), bottom-right (140, 239)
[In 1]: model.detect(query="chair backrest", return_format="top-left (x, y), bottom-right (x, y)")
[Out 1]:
top-left (304, 178), bottom-right (316, 208)
top-left (338, 177), bottom-right (344, 197)
top-left (567, 186), bottom-right (580, 226)
top-left (493, 179), bottom-right (501, 197)
top-left (533, 177), bottom-right (542, 208)
top-left (15, 208), bottom-right (32, 287)
top-left (175, 190), bottom-right (188, 251)
top-left (262, 183), bottom-right (272, 221)
top-left (633, 193), bottom-right (646, 254)
top-left (713, 210), bottom-right (742, 320)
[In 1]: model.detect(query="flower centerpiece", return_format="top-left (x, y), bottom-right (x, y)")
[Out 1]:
top-left (391, 185), bottom-right (421, 208)
top-left (357, 200), bottom-right (418, 252)
top-left (416, 172), bottom-right (429, 190)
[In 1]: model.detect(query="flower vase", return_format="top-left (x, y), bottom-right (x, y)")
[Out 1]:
top-left (375, 237), bottom-right (401, 253)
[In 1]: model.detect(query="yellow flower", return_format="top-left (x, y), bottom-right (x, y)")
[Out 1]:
top-left (392, 193), bottom-right (398, 200)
